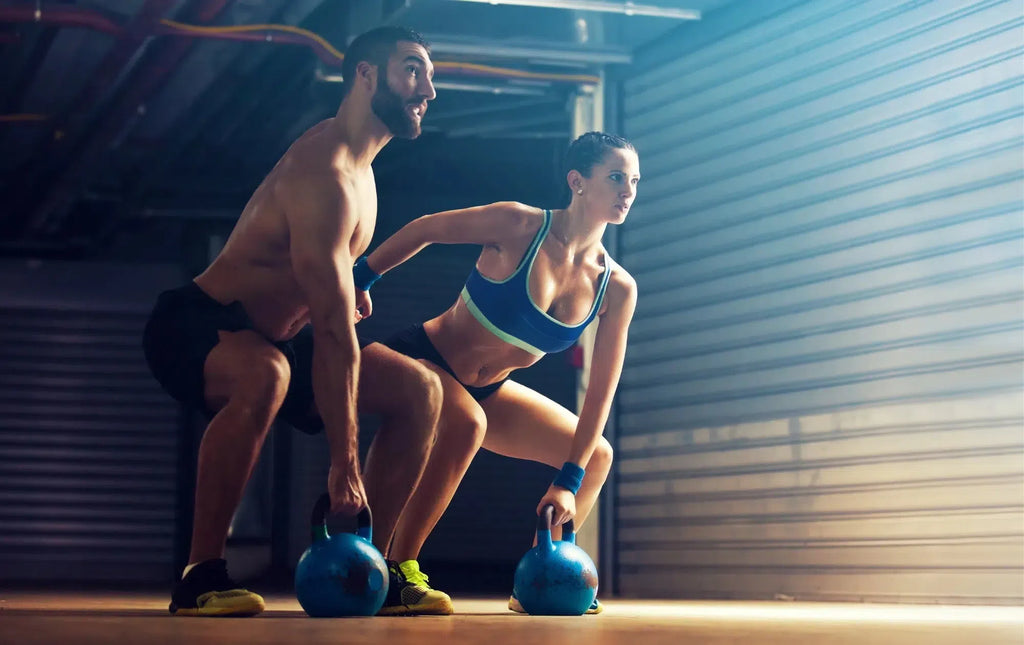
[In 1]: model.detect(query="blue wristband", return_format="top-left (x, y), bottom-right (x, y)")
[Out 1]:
top-left (352, 256), bottom-right (381, 291)
top-left (552, 461), bottom-right (585, 495)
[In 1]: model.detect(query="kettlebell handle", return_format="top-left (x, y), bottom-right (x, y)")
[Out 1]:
top-left (311, 492), bottom-right (373, 543)
top-left (538, 504), bottom-right (575, 543)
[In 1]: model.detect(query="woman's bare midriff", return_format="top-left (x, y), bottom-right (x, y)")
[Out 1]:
top-left (423, 299), bottom-right (543, 387)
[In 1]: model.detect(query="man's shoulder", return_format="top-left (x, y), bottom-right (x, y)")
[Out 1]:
top-left (274, 149), bottom-right (350, 197)
top-left (277, 119), bottom-right (350, 173)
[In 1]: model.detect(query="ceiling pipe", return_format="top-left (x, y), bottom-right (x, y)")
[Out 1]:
top-left (0, 3), bottom-right (605, 83)
top-left (0, 0), bottom-right (604, 234)
top-left (0, 1), bottom-right (174, 232)
top-left (61, 0), bottom-right (179, 133)
top-left (23, 0), bottom-right (237, 236)
top-left (0, 5), bottom-right (122, 35)
top-left (0, 3), bottom-right (343, 64)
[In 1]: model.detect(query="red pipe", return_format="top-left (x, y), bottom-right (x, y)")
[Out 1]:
top-left (24, 0), bottom-right (238, 234)
top-left (0, 6), bottom-right (123, 36)
top-left (194, 0), bottom-right (233, 24)
top-left (73, 0), bottom-right (180, 120)
top-left (0, 3), bottom-right (343, 67)
top-left (0, 3), bottom-right (584, 79)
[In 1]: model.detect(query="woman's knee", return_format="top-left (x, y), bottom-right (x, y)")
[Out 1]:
top-left (590, 437), bottom-right (614, 476)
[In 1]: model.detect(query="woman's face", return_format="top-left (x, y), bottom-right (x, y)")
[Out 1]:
top-left (577, 147), bottom-right (641, 224)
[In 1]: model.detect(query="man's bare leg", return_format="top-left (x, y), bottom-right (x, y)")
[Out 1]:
top-left (173, 330), bottom-right (291, 617)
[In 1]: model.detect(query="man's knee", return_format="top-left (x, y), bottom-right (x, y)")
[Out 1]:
top-left (247, 349), bottom-right (292, 403)
top-left (446, 405), bottom-right (487, 453)
top-left (388, 361), bottom-right (443, 423)
top-left (208, 343), bottom-right (292, 421)
top-left (413, 364), bottom-right (443, 421)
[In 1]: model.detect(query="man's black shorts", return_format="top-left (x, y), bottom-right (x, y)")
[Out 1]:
top-left (142, 281), bottom-right (369, 434)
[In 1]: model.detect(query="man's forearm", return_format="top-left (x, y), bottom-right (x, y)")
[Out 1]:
top-left (311, 325), bottom-right (361, 467)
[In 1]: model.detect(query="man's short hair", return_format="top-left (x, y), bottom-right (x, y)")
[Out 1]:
top-left (341, 27), bottom-right (430, 97)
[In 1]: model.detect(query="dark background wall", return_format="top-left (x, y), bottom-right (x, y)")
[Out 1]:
top-left (0, 259), bottom-right (183, 585)
top-left (0, 133), bottom-right (579, 593)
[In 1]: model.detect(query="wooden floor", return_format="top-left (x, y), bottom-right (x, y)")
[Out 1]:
top-left (0, 592), bottom-right (1021, 645)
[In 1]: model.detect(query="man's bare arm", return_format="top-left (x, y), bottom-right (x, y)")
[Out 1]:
top-left (279, 172), bottom-right (366, 514)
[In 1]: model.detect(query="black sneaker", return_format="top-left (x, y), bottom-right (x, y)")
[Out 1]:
top-left (168, 558), bottom-right (265, 617)
top-left (377, 559), bottom-right (453, 616)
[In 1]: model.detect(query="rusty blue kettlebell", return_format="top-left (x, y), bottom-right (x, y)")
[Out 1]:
top-left (513, 504), bottom-right (598, 615)
top-left (294, 493), bottom-right (388, 617)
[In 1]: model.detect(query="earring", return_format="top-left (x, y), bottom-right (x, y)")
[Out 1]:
top-left (576, 188), bottom-right (583, 195)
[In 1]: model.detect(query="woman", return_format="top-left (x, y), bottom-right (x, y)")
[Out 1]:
top-left (357, 132), bottom-right (639, 615)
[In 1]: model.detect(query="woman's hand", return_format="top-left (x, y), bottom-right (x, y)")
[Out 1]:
top-left (537, 484), bottom-right (577, 527)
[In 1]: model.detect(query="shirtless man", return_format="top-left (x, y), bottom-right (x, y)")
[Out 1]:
top-left (142, 27), bottom-right (446, 617)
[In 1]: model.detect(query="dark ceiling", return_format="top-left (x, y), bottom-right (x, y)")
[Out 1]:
top-left (0, 0), bottom-right (732, 260)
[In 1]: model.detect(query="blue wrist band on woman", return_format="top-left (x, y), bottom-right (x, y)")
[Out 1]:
top-left (352, 256), bottom-right (381, 291)
top-left (552, 461), bottom-right (585, 495)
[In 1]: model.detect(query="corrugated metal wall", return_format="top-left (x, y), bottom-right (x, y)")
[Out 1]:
top-left (0, 261), bottom-right (182, 583)
top-left (616, 0), bottom-right (1024, 603)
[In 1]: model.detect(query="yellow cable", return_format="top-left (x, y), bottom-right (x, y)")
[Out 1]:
top-left (160, 18), bottom-right (599, 84)
top-left (160, 18), bottom-right (346, 63)
top-left (435, 60), bottom-right (598, 83)
top-left (0, 113), bottom-right (48, 122)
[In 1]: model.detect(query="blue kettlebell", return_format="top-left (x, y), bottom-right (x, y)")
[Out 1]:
top-left (294, 493), bottom-right (389, 617)
top-left (513, 504), bottom-right (598, 615)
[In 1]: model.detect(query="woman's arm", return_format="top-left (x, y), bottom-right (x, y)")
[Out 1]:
top-left (537, 266), bottom-right (637, 525)
top-left (566, 267), bottom-right (638, 470)
top-left (365, 201), bottom-right (538, 276)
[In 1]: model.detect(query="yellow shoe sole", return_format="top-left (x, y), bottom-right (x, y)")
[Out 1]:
top-left (170, 590), bottom-right (266, 617)
top-left (377, 596), bottom-right (454, 616)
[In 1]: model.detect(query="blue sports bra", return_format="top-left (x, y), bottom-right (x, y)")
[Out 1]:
top-left (460, 209), bottom-right (611, 356)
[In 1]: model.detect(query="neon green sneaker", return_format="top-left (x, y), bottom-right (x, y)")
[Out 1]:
top-left (508, 589), bottom-right (603, 614)
top-left (377, 560), bottom-right (454, 616)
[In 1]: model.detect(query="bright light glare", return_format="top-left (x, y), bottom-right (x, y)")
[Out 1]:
top-left (454, 0), bottom-right (701, 20)
top-left (612, 601), bottom-right (1024, 625)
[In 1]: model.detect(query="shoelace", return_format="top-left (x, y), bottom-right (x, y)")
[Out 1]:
top-left (402, 567), bottom-right (431, 588)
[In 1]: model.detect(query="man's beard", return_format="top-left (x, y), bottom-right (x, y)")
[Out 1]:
top-left (371, 72), bottom-right (421, 139)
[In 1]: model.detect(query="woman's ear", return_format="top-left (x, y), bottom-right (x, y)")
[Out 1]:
top-left (567, 169), bottom-right (583, 192)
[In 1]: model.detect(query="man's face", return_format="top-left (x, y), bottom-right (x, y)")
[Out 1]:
top-left (371, 42), bottom-right (436, 139)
